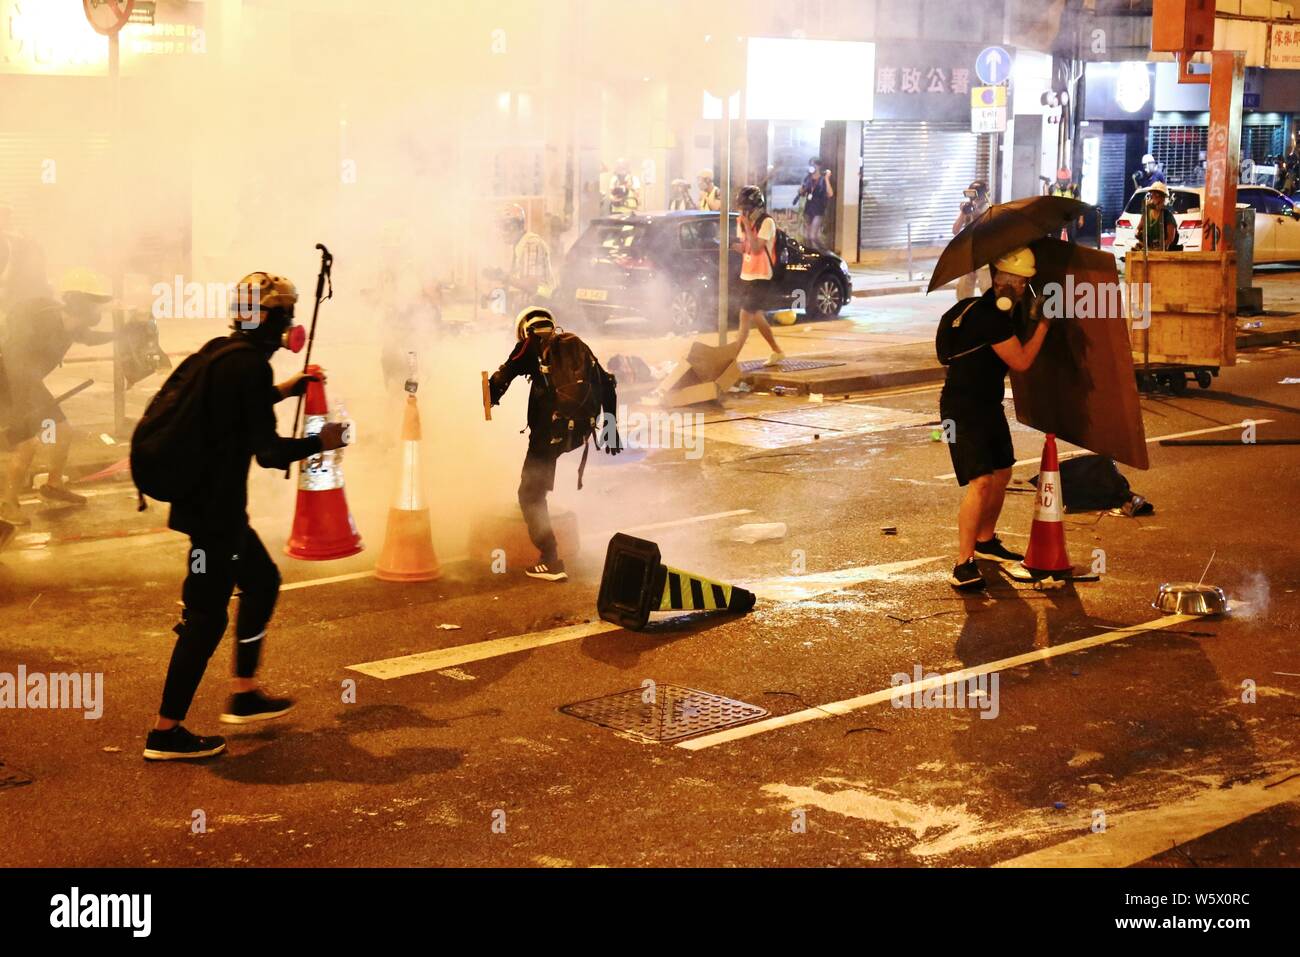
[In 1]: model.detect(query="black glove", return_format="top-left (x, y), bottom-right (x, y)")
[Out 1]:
top-left (488, 373), bottom-right (504, 406)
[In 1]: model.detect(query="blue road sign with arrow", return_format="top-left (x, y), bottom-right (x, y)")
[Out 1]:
top-left (976, 46), bottom-right (1012, 86)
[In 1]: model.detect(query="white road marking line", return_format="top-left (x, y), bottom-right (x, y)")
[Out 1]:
top-left (995, 770), bottom-right (1300, 867)
top-left (677, 613), bottom-right (1197, 751)
top-left (280, 570), bottom-right (375, 592)
top-left (934, 419), bottom-right (1275, 480)
top-left (346, 557), bottom-right (948, 678)
top-left (347, 620), bottom-right (622, 679)
top-left (749, 556), bottom-right (945, 602)
top-left (613, 509), bottom-right (754, 536)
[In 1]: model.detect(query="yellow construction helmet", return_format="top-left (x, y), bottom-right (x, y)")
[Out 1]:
top-left (992, 246), bottom-right (1036, 278)
top-left (59, 268), bottom-right (112, 303)
top-left (232, 271), bottom-right (298, 319)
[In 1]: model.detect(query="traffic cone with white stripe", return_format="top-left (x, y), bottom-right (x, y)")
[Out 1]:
top-left (285, 366), bottom-right (364, 561)
top-left (1022, 433), bottom-right (1072, 578)
top-left (375, 393), bottom-right (441, 582)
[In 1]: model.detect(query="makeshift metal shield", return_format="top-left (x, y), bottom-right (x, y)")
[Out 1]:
top-left (1009, 238), bottom-right (1149, 470)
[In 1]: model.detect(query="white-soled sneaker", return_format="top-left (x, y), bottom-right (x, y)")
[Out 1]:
top-left (525, 560), bottom-right (568, 582)
top-left (765, 351), bottom-right (787, 367)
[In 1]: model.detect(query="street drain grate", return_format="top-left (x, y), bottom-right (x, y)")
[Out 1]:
top-left (739, 358), bottom-right (845, 373)
top-left (0, 759), bottom-right (34, 791)
top-left (560, 685), bottom-right (768, 743)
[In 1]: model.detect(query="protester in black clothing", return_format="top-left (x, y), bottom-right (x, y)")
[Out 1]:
top-left (488, 307), bottom-right (569, 582)
top-left (798, 157), bottom-right (833, 249)
top-left (939, 246), bottom-right (1052, 591)
top-left (0, 270), bottom-right (115, 526)
top-left (143, 271), bottom-right (348, 761)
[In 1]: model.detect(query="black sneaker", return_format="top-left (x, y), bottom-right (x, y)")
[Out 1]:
top-left (220, 690), bottom-right (296, 725)
top-left (974, 535), bottom-right (1024, 565)
top-left (525, 559), bottom-right (568, 582)
top-left (143, 725), bottom-right (226, 761)
top-left (949, 559), bottom-right (986, 590)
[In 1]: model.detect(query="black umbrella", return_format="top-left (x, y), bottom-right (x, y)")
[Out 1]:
top-left (927, 195), bottom-right (1091, 293)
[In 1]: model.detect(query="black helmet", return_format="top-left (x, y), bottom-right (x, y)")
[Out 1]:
top-left (737, 185), bottom-right (765, 210)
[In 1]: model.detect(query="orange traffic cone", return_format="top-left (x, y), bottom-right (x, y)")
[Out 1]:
top-left (285, 365), bottom-right (364, 561)
top-left (375, 394), bottom-right (441, 582)
top-left (1023, 433), bottom-right (1072, 578)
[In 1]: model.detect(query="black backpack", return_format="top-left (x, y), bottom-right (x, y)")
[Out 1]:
top-left (935, 296), bottom-right (985, 365)
top-left (130, 338), bottom-right (254, 508)
top-left (540, 331), bottom-right (619, 487)
top-left (1031, 454), bottom-right (1151, 514)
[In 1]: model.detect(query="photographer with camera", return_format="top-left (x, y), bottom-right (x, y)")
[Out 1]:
top-left (952, 181), bottom-right (991, 300)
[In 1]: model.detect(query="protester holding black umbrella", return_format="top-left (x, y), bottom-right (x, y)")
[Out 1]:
top-left (927, 195), bottom-right (1086, 590)
top-left (938, 247), bottom-right (1053, 590)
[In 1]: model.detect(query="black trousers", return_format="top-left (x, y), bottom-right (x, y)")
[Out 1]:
top-left (518, 443), bottom-right (561, 565)
top-left (158, 525), bottom-right (281, 721)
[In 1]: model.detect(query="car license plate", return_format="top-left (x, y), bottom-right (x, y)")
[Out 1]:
top-left (576, 288), bottom-right (607, 302)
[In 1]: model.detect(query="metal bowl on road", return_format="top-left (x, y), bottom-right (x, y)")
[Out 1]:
top-left (1152, 582), bottom-right (1228, 617)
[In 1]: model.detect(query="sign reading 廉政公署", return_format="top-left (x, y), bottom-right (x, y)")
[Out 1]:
top-left (873, 41), bottom-right (1014, 123)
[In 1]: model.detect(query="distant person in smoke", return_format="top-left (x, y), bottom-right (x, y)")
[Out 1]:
top-left (142, 271), bottom-right (349, 761)
top-left (605, 158), bottom-right (642, 215)
top-left (0, 269), bottom-right (115, 527)
top-left (697, 170), bottom-right (722, 211)
top-left (1132, 153), bottom-right (1166, 192)
top-left (952, 180), bottom-right (991, 301)
top-left (730, 185), bottom-right (785, 367)
top-left (668, 178), bottom-right (694, 210)
top-left (483, 203), bottom-right (554, 318)
top-left (488, 307), bottom-right (619, 583)
top-left (1049, 167), bottom-right (1085, 242)
top-left (797, 157), bottom-right (834, 250)
top-left (937, 247), bottom-right (1052, 591)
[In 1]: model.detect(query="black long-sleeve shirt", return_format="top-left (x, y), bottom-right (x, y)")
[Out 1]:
top-left (489, 334), bottom-right (555, 449)
top-left (168, 336), bottom-right (321, 542)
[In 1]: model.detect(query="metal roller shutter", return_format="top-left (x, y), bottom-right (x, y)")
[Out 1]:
top-left (1099, 132), bottom-right (1129, 230)
top-left (859, 121), bottom-right (990, 251)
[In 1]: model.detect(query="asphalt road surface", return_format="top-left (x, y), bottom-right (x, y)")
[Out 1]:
top-left (1, 336), bottom-right (1298, 868)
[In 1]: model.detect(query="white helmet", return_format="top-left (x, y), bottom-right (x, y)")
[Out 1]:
top-left (1142, 153), bottom-right (1156, 166)
top-left (515, 306), bottom-right (556, 341)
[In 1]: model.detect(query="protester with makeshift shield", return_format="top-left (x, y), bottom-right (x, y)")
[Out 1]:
top-left (0, 269), bottom-right (115, 526)
top-left (138, 270), bottom-right (348, 761)
top-left (929, 195), bottom-right (1088, 590)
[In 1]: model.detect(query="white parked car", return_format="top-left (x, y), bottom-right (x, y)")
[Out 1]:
top-left (1113, 185), bottom-right (1300, 264)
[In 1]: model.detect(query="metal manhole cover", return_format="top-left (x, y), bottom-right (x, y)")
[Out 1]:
top-left (0, 759), bottom-right (34, 791)
top-left (560, 685), bottom-right (768, 743)
top-left (739, 358), bottom-right (845, 373)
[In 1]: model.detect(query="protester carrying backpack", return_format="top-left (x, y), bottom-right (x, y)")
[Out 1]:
top-left (488, 306), bottom-right (620, 582)
top-left (136, 270), bottom-right (349, 763)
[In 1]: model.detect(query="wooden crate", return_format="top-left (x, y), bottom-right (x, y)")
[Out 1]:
top-left (1125, 250), bottom-right (1236, 367)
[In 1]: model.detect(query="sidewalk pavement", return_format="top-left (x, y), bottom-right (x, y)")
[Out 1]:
top-left (847, 259), bottom-right (937, 298)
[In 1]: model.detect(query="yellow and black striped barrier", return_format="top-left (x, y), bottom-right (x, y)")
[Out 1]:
top-left (597, 533), bottom-right (756, 631)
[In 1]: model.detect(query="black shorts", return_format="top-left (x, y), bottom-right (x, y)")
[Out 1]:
top-left (1, 380), bottom-right (65, 447)
top-left (739, 278), bottom-right (771, 312)
top-left (939, 395), bottom-right (1014, 487)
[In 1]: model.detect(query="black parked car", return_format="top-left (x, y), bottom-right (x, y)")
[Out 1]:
top-left (554, 210), bottom-right (852, 334)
